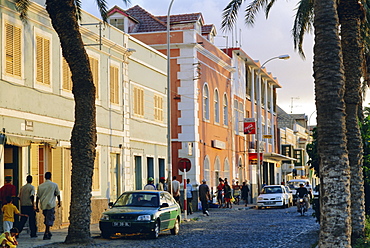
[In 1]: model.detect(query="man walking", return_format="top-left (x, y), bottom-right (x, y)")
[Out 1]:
top-left (17, 175), bottom-right (37, 237)
top-left (0, 176), bottom-right (16, 232)
top-left (36, 172), bottom-right (61, 240)
top-left (172, 176), bottom-right (181, 209)
top-left (199, 179), bottom-right (210, 216)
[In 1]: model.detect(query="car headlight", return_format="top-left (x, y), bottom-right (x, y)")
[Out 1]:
top-left (257, 197), bottom-right (263, 201)
top-left (101, 214), bottom-right (109, 221)
top-left (137, 215), bottom-right (151, 221)
top-left (299, 198), bottom-right (304, 202)
top-left (276, 196), bottom-right (281, 200)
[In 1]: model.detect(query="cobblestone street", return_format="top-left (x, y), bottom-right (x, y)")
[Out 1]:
top-left (34, 205), bottom-right (319, 248)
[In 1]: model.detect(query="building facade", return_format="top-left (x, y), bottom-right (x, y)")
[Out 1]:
top-left (0, 0), bottom-right (167, 228)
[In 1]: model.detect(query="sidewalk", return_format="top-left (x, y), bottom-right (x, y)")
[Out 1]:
top-left (17, 204), bottom-right (256, 247)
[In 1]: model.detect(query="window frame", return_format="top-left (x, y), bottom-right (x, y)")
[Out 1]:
top-left (34, 27), bottom-right (52, 92)
top-left (203, 83), bottom-right (210, 121)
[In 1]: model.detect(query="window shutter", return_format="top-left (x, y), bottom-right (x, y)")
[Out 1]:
top-left (44, 39), bottom-right (50, 85)
top-left (31, 144), bottom-right (39, 187)
top-left (92, 151), bottom-right (100, 191)
top-left (134, 87), bottom-right (138, 114)
top-left (89, 57), bottom-right (99, 98)
top-left (14, 26), bottom-right (21, 77)
top-left (36, 36), bottom-right (43, 83)
top-left (5, 24), bottom-right (22, 77)
top-left (110, 66), bottom-right (119, 104)
top-left (62, 58), bottom-right (72, 91)
top-left (51, 147), bottom-right (63, 190)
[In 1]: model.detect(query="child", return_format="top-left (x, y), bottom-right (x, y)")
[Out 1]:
top-left (2, 196), bottom-right (27, 233)
top-left (0, 227), bottom-right (19, 248)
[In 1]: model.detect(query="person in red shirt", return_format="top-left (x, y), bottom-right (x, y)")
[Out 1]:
top-left (0, 176), bottom-right (16, 206)
top-left (216, 178), bottom-right (224, 208)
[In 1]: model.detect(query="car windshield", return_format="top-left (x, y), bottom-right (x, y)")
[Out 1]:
top-left (262, 186), bottom-right (282, 194)
top-left (114, 192), bottom-right (159, 207)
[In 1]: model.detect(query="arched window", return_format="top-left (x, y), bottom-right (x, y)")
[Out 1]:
top-left (223, 158), bottom-right (230, 179)
top-left (214, 89), bottom-right (219, 123)
top-left (203, 84), bottom-right (210, 120)
top-left (214, 156), bottom-right (221, 187)
top-left (223, 94), bottom-right (228, 126)
top-left (203, 156), bottom-right (210, 183)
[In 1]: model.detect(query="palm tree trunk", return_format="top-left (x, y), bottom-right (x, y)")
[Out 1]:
top-left (339, 0), bottom-right (366, 241)
top-left (313, 0), bottom-right (351, 246)
top-left (45, 0), bottom-right (96, 244)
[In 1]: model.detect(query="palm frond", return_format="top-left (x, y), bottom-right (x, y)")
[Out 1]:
top-left (292, 0), bottom-right (314, 59)
top-left (265, 0), bottom-right (277, 19)
top-left (15, 0), bottom-right (30, 21)
top-left (244, 0), bottom-right (270, 26)
top-left (222, 0), bottom-right (244, 31)
top-left (74, 0), bottom-right (82, 21)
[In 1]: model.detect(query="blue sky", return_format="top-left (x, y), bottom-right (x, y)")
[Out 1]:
top-left (82, 0), bottom-right (318, 123)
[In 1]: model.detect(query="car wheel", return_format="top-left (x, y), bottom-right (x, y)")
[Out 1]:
top-left (149, 220), bottom-right (160, 239)
top-left (170, 217), bottom-right (180, 235)
top-left (101, 231), bottom-right (111, 239)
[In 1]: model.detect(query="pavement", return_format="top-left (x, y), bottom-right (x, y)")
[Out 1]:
top-left (17, 204), bottom-right (256, 248)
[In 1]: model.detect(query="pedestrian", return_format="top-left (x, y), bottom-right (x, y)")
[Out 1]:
top-left (262, 181), bottom-right (266, 188)
top-left (0, 227), bottom-right (19, 248)
top-left (144, 177), bottom-right (156, 190)
top-left (198, 179), bottom-right (210, 216)
top-left (36, 172), bottom-right (61, 240)
top-left (0, 175), bottom-right (16, 232)
top-left (16, 175), bottom-right (37, 238)
top-left (232, 181), bottom-right (241, 205)
top-left (224, 181), bottom-right (232, 208)
top-left (172, 176), bottom-right (181, 210)
top-left (305, 181), bottom-right (313, 199)
top-left (2, 196), bottom-right (27, 233)
top-left (186, 179), bottom-right (193, 214)
top-left (156, 177), bottom-right (168, 191)
top-left (216, 178), bottom-right (224, 208)
top-left (0, 176), bottom-right (16, 206)
top-left (241, 182), bottom-right (250, 207)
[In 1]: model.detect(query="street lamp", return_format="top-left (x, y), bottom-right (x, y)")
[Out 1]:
top-left (256, 55), bottom-right (290, 192)
top-left (167, 0), bottom-right (175, 196)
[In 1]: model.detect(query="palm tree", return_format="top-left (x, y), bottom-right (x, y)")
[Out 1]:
top-left (222, 0), bottom-right (352, 245)
top-left (15, 0), bottom-right (129, 244)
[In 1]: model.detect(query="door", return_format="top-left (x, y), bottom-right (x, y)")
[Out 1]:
top-left (159, 193), bottom-right (171, 229)
top-left (110, 154), bottom-right (120, 202)
top-left (135, 156), bottom-right (142, 190)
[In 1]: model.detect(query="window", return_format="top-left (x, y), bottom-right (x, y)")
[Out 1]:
top-left (203, 84), bottom-right (209, 120)
top-left (234, 100), bottom-right (239, 132)
top-left (89, 56), bottom-right (99, 99)
top-left (203, 156), bottom-right (210, 183)
top-left (214, 89), bottom-right (219, 123)
top-left (154, 95), bottom-right (163, 122)
top-left (110, 65), bottom-right (119, 104)
top-left (110, 18), bottom-right (124, 31)
top-left (92, 151), bottom-right (100, 191)
top-left (36, 35), bottom-right (50, 85)
top-left (5, 23), bottom-right (21, 78)
top-left (223, 94), bottom-right (228, 126)
top-left (62, 58), bottom-right (72, 91)
top-left (134, 87), bottom-right (144, 116)
top-left (239, 102), bottom-right (244, 133)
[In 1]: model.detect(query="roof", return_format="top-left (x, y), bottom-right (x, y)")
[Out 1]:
top-left (202, 24), bottom-right (214, 34)
top-left (156, 12), bottom-right (204, 25)
top-left (125, 5), bottom-right (167, 32)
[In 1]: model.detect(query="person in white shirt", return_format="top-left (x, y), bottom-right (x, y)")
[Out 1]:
top-left (186, 179), bottom-right (193, 214)
top-left (144, 177), bottom-right (156, 190)
top-left (172, 176), bottom-right (181, 210)
top-left (36, 172), bottom-right (61, 240)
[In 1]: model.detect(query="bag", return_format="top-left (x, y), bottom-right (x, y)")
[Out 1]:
top-left (231, 197), bottom-right (235, 203)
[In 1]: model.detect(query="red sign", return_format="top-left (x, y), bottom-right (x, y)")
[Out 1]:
top-left (178, 158), bottom-right (191, 172)
top-left (244, 121), bottom-right (256, 134)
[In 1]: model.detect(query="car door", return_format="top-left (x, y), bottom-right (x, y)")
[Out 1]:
top-left (282, 186), bottom-right (288, 204)
top-left (159, 193), bottom-right (171, 229)
top-left (164, 192), bottom-right (180, 228)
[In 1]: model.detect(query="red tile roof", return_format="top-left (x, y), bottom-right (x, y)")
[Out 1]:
top-left (125, 5), bottom-right (167, 32)
top-left (156, 13), bottom-right (203, 24)
top-left (202, 24), bottom-right (214, 34)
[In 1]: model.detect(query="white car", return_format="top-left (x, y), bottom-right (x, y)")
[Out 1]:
top-left (257, 185), bottom-right (290, 209)
top-left (287, 179), bottom-right (310, 203)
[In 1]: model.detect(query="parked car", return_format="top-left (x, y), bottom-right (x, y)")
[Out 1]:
top-left (284, 186), bottom-right (294, 207)
top-left (99, 190), bottom-right (181, 239)
top-left (257, 185), bottom-right (290, 209)
top-left (287, 179), bottom-right (310, 203)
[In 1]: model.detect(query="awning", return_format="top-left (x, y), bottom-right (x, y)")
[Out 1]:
top-left (4, 134), bottom-right (58, 147)
top-left (263, 153), bottom-right (296, 162)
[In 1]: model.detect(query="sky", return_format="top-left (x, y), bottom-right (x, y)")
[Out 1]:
top-left (82, 0), bottom-right (318, 124)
